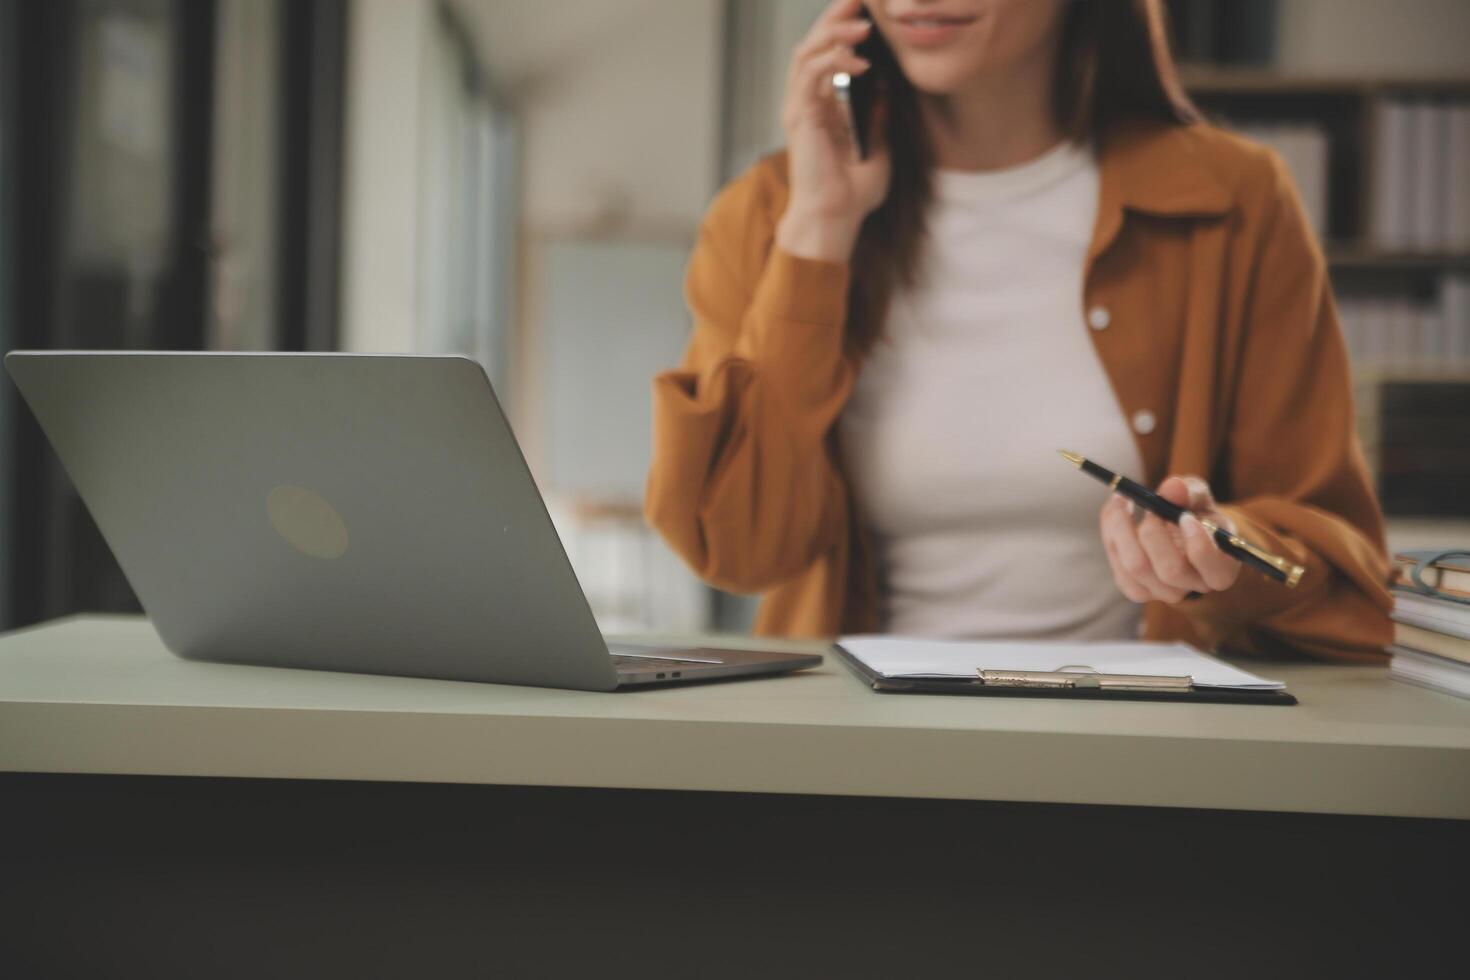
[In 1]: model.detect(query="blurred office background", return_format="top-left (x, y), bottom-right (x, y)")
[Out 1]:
top-left (0, 0), bottom-right (1467, 635)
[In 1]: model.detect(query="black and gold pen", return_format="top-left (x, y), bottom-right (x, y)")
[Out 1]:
top-left (1059, 450), bottom-right (1305, 588)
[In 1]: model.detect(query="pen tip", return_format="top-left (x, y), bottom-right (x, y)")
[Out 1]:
top-left (1058, 450), bottom-right (1084, 467)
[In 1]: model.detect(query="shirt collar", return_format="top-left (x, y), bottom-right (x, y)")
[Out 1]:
top-left (1100, 119), bottom-right (1234, 218)
top-left (1088, 120), bottom-right (1233, 264)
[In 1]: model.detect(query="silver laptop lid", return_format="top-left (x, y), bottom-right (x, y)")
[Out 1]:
top-left (5, 351), bottom-right (620, 691)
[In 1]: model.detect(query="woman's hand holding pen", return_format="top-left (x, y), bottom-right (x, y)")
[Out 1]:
top-left (1100, 476), bottom-right (1242, 604)
top-left (776, 0), bottom-right (892, 263)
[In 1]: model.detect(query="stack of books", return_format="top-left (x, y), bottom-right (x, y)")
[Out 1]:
top-left (1337, 275), bottom-right (1470, 369)
top-left (1389, 551), bottom-right (1470, 699)
top-left (1372, 98), bottom-right (1470, 251)
top-left (1377, 384), bottom-right (1470, 517)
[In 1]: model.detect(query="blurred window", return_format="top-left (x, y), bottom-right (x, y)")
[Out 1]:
top-left (418, 6), bottom-right (514, 390)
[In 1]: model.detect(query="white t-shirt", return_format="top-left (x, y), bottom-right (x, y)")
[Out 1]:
top-left (838, 139), bottom-right (1144, 641)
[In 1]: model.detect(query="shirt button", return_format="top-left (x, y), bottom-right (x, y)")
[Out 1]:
top-left (1087, 305), bottom-right (1111, 330)
top-left (1132, 410), bottom-right (1157, 435)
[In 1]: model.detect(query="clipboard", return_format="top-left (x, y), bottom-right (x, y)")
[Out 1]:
top-left (832, 643), bottom-right (1298, 706)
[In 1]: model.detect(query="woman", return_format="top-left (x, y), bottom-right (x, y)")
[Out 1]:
top-left (645, 0), bottom-right (1392, 661)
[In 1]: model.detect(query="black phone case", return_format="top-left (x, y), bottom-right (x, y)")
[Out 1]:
top-left (849, 6), bottom-right (894, 159)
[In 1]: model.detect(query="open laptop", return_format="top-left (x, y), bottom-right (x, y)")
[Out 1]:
top-left (4, 351), bottom-right (822, 691)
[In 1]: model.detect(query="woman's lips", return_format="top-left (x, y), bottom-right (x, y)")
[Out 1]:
top-left (890, 14), bottom-right (978, 47)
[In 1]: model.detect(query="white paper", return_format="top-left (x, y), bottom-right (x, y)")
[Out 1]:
top-left (839, 635), bottom-right (1285, 690)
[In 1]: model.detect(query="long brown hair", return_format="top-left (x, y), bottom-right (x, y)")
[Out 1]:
top-left (846, 0), bottom-right (1199, 354)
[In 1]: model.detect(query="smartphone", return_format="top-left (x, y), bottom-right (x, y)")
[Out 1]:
top-left (834, 5), bottom-right (896, 160)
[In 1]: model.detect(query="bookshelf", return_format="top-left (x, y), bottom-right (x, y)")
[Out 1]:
top-left (1181, 69), bottom-right (1470, 519)
top-left (1181, 70), bottom-right (1470, 259)
top-left (1180, 70), bottom-right (1470, 96)
top-left (1324, 247), bottom-right (1470, 272)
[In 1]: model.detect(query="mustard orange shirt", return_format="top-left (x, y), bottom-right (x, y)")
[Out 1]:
top-left (645, 120), bottom-right (1394, 663)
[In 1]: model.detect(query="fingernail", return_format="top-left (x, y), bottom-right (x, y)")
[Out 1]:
top-left (1127, 500), bottom-right (1137, 518)
top-left (1180, 513), bottom-right (1200, 536)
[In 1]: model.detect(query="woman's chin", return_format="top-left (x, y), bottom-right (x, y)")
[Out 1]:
top-left (897, 61), bottom-right (983, 97)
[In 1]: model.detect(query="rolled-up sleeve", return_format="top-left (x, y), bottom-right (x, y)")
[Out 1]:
top-left (645, 164), bottom-right (856, 595)
top-left (1173, 152), bottom-right (1394, 662)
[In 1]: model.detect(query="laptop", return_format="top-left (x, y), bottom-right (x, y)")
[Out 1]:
top-left (4, 351), bottom-right (823, 690)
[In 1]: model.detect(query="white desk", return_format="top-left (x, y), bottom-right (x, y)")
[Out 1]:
top-left (2, 615), bottom-right (1469, 819)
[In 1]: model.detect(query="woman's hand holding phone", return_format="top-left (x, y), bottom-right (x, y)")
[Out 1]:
top-left (776, 0), bottom-right (892, 263)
